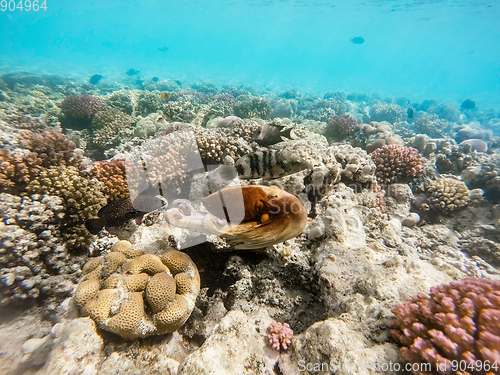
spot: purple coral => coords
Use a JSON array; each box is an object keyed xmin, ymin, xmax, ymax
[
  {"xmin": 267, "ymin": 321, "xmax": 293, "ymax": 351},
  {"xmin": 61, "ymin": 94, "xmax": 103, "ymax": 120},
  {"xmin": 390, "ymin": 277, "xmax": 500, "ymax": 374},
  {"xmin": 370, "ymin": 144, "xmax": 424, "ymax": 184},
  {"xmin": 325, "ymin": 114, "xmax": 357, "ymax": 141}
]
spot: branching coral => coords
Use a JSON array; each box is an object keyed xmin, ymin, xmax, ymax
[
  {"xmin": 370, "ymin": 145, "xmax": 424, "ymax": 184},
  {"xmin": 74, "ymin": 240, "xmax": 200, "ymax": 339},
  {"xmin": 90, "ymin": 159, "xmax": 129, "ymax": 200},
  {"xmin": 390, "ymin": 277, "xmax": 500, "ymax": 374},
  {"xmin": 425, "ymin": 178, "xmax": 470, "ymax": 212},
  {"xmin": 194, "ymin": 127, "xmax": 253, "ymax": 165},
  {"xmin": 267, "ymin": 321, "xmax": 293, "ymax": 351},
  {"xmin": 27, "ymin": 166, "xmax": 106, "ymax": 252},
  {"xmin": 0, "ymin": 130, "xmax": 81, "ymax": 193}
]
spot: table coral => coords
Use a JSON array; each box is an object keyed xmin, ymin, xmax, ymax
[
  {"xmin": 27, "ymin": 166, "xmax": 106, "ymax": 252},
  {"xmin": 425, "ymin": 178, "xmax": 470, "ymax": 212},
  {"xmin": 74, "ymin": 240, "xmax": 200, "ymax": 339},
  {"xmin": 370, "ymin": 144, "xmax": 424, "ymax": 184},
  {"xmin": 390, "ymin": 277, "xmax": 500, "ymax": 375}
]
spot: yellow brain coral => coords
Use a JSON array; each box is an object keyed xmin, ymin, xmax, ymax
[{"xmin": 74, "ymin": 240, "xmax": 200, "ymax": 339}]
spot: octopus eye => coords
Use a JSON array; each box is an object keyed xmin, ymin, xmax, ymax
[
  {"xmin": 267, "ymin": 193, "xmax": 277, "ymax": 199},
  {"xmin": 256, "ymin": 200, "xmax": 264, "ymax": 211},
  {"xmin": 261, "ymin": 213, "xmax": 269, "ymax": 223}
]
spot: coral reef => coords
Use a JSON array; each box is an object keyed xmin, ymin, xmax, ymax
[
  {"xmin": 298, "ymin": 98, "xmax": 346, "ymax": 122},
  {"xmin": 370, "ymin": 144, "xmax": 424, "ymax": 184},
  {"xmin": 390, "ymin": 277, "xmax": 500, "ymax": 374},
  {"xmin": 27, "ymin": 166, "xmax": 106, "ymax": 251},
  {"xmin": 267, "ymin": 321, "xmax": 293, "ymax": 351},
  {"xmin": 425, "ymin": 178, "xmax": 470, "ymax": 212},
  {"xmin": 74, "ymin": 240, "xmax": 200, "ymax": 338}
]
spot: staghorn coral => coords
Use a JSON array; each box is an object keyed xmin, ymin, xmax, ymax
[
  {"xmin": 267, "ymin": 321, "xmax": 293, "ymax": 351},
  {"xmin": 324, "ymin": 114, "xmax": 357, "ymax": 141},
  {"xmin": 369, "ymin": 102, "xmax": 407, "ymax": 124},
  {"xmin": 91, "ymin": 108, "xmax": 135, "ymax": 148},
  {"xmin": 390, "ymin": 277, "xmax": 500, "ymax": 375},
  {"xmin": 74, "ymin": 240, "xmax": 200, "ymax": 339},
  {"xmin": 60, "ymin": 94, "xmax": 103, "ymax": 128},
  {"xmin": 370, "ymin": 144, "xmax": 424, "ymax": 184},
  {"xmin": 425, "ymin": 178, "xmax": 470, "ymax": 213},
  {"xmin": 233, "ymin": 95, "xmax": 272, "ymax": 119},
  {"xmin": 27, "ymin": 166, "xmax": 106, "ymax": 252},
  {"xmin": 90, "ymin": 159, "xmax": 129, "ymax": 200}
]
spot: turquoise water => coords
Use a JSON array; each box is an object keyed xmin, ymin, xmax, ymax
[{"xmin": 1, "ymin": 0, "xmax": 499, "ymax": 106}]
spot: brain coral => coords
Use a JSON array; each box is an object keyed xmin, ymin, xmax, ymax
[
  {"xmin": 425, "ymin": 178, "xmax": 470, "ymax": 212},
  {"xmin": 90, "ymin": 159, "xmax": 129, "ymax": 200},
  {"xmin": 390, "ymin": 277, "xmax": 500, "ymax": 375},
  {"xmin": 27, "ymin": 166, "xmax": 106, "ymax": 252},
  {"xmin": 74, "ymin": 240, "xmax": 200, "ymax": 339},
  {"xmin": 370, "ymin": 144, "xmax": 424, "ymax": 184}
]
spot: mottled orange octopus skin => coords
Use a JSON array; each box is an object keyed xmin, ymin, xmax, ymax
[{"xmin": 202, "ymin": 185, "xmax": 308, "ymax": 249}]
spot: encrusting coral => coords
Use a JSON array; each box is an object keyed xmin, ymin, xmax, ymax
[
  {"xmin": 425, "ymin": 178, "xmax": 470, "ymax": 212},
  {"xmin": 370, "ymin": 144, "xmax": 424, "ymax": 184},
  {"xmin": 390, "ymin": 277, "xmax": 500, "ymax": 375},
  {"xmin": 74, "ymin": 240, "xmax": 200, "ymax": 339}
]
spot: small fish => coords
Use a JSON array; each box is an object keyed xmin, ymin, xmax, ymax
[
  {"xmin": 221, "ymin": 150, "xmax": 310, "ymax": 180},
  {"xmin": 160, "ymin": 92, "xmax": 170, "ymax": 101},
  {"xmin": 460, "ymin": 98, "xmax": 476, "ymax": 110},
  {"xmin": 174, "ymin": 80, "xmax": 182, "ymax": 86},
  {"xmin": 459, "ymin": 139, "xmax": 488, "ymax": 152},
  {"xmin": 351, "ymin": 36, "xmax": 365, "ymax": 44},
  {"xmin": 126, "ymin": 68, "xmax": 140, "ymax": 76},
  {"xmin": 89, "ymin": 74, "xmax": 103, "ymax": 84},
  {"xmin": 158, "ymin": 46, "xmax": 169, "ymax": 52},
  {"xmin": 85, "ymin": 195, "xmax": 164, "ymax": 235},
  {"xmin": 253, "ymin": 122, "xmax": 293, "ymax": 146},
  {"xmin": 407, "ymin": 105, "xmax": 414, "ymax": 119},
  {"xmin": 152, "ymin": 77, "xmax": 159, "ymax": 82},
  {"xmin": 484, "ymin": 181, "xmax": 500, "ymax": 203}
]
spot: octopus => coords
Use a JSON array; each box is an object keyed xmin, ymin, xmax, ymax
[{"xmin": 165, "ymin": 185, "xmax": 308, "ymax": 249}]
